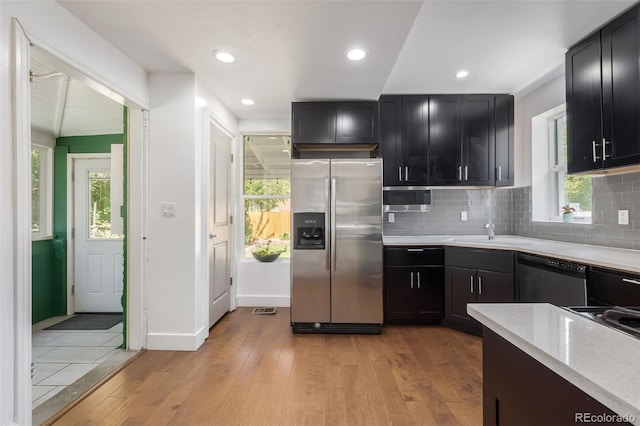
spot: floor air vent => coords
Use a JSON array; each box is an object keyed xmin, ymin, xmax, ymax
[{"xmin": 251, "ymin": 307, "xmax": 277, "ymax": 315}]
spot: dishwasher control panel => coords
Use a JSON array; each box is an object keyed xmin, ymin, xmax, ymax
[{"xmin": 546, "ymin": 259, "xmax": 587, "ymax": 273}]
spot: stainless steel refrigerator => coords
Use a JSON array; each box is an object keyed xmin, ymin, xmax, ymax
[{"xmin": 290, "ymin": 158, "xmax": 383, "ymax": 333}]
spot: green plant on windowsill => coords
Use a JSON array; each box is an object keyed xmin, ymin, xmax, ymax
[
  {"xmin": 252, "ymin": 239, "xmax": 287, "ymax": 262},
  {"xmin": 561, "ymin": 205, "xmax": 575, "ymax": 223}
]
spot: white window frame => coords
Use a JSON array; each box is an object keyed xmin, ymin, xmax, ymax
[
  {"xmin": 241, "ymin": 133, "xmax": 291, "ymax": 260},
  {"xmin": 31, "ymin": 143, "xmax": 53, "ymax": 240},
  {"xmin": 531, "ymin": 104, "xmax": 591, "ymax": 224}
]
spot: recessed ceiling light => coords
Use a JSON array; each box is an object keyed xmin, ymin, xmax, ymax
[
  {"xmin": 241, "ymin": 98, "xmax": 255, "ymax": 106},
  {"xmin": 456, "ymin": 70, "xmax": 469, "ymax": 79},
  {"xmin": 346, "ymin": 48, "xmax": 368, "ymax": 61},
  {"xmin": 213, "ymin": 49, "xmax": 236, "ymax": 63}
]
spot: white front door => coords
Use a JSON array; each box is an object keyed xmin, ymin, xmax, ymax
[
  {"xmin": 208, "ymin": 123, "xmax": 232, "ymax": 327},
  {"xmin": 73, "ymin": 158, "xmax": 123, "ymax": 313}
]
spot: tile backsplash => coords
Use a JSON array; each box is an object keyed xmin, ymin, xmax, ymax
[
  {"xmin": 383, "ymin": 171, "xmax": 640, "ymax": 250},
  {"xmin": 383, "ymin": 188, "xmax": 512, "ymax": 236}
]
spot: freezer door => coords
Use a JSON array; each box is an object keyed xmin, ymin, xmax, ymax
[
  {"xmin": 291, "ymin": 160, "xmax": 331, "ymax": 323},
  {"xmin": 330, "ymin": 159, "xmax": 383, "ymax": 324}
]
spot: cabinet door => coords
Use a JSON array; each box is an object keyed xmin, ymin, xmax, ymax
[
  {"xmin": 384, "ymin": 267, "xmax": 415, "ymax": 322},
  {"xmin": 462, "ymin": 95, "xmax": 495, "ymax": 185},
  {"xmin": 415, "ymin": 266, "xmax": 444, "ymax": 324},
  {"xmin": 444, "ymin": 266, "xmax": 476, "ymax": 326},
  {"xmin": 477, "ymin": 270, "xmax": 515, "ymax": 303},
  {"xmin": 379, "ymin": 96, "xmax": 404, "ymax": 186},
  {"xmin": 292, "ymin": 102, "xmax": 336, "ymax": 144},
  {"xmin": 402, "ymin": 96, "xmax": 429, "ymax": 184},
  {"xmin": 429, "ymin": 95, "xmax": 462, "ymax": 185},
  {"xmin": 566, "ymin": 32, "xmax": 604, "ymax": 173},
  {"xmin": 601, "ymin": 5, "xmax": 640, "ymax": 169},
  {"xmin": 494, "ymin": 95, "xmax": 514, "ymax": 186},
  {"xmin": 336, "ymin": 102, "xmax": 378, "ymax": 144}
]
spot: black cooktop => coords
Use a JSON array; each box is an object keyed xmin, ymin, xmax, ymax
[{"xmin": 565, "ymin": 306, "xmax": 640, "ymax": 339}]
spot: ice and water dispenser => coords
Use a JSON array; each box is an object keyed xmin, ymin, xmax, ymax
[{"xmin": 293, "ymin": 213, "xmax": 325, "ymax": 250}]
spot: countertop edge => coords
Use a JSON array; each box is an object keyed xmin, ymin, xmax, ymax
[
  {"xmin": 468, "ymin": 304, "xmax": 640, "ymax": 425},
  {"xmin": 382, "ymin": 236, "xmax": 640, "ymax": 275}
]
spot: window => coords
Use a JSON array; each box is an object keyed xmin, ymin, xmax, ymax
[
  {"xmin": 532, "ymin": 105, "xmax": 592, "ymax": 223},
  {"xmin": 88, "ymin": 171, "xmax": 123, "ymax": 239},
  {"xmin": 31, "ymin": 144, "xmax": 53, "ymax": 240},
  {"xmin": 243, "ymin": 135, "xmax": 291, "ymax": 258}
]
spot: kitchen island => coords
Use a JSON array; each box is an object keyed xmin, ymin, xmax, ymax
[{"xmin": 468, "ymin": 303, "xmax": 640, "ymax": 425}]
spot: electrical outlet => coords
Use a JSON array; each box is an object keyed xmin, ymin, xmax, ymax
[
  {"xmin": 618, "ymin": 210, "xmax": 629, "ymax": 225},
  {"xmin": 461, "ymin": 211, "xmax": 468, "ymax": 221},
  {"xmin": 388, "ymin": 213, "xmax": 395, "ymax": 223},
  {"xmin": 162, "ymin": 202, "xmax": 176, "ymax": 217}
]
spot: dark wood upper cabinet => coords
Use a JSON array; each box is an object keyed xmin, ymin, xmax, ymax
[
  {"xmin": 402, "ymin": 96, "xmax": 430, "ymax": 184},
  {"xmin": 494, "ymin": 95, "xmax": 515, "ymax": 186},
  {"xmin": 379, "ymin": 96, "xmax": 403, "ymax": 186},
  {"xmin": 292, "ymin": 101, "xmax": 378, "ymax": 145},
  {"xmin": 336, "ymin": 102, "xmax": 378, "ymax": 143},
  {"xmin": 429, "ymin": 95, "xmax": 462, "ymax": 185},
  {"xmin": 566, "ymin": 4, "xmax": 640, "ymax": 173},
  {"xmin": 292, "ymin": 102, "xmax": 336, "ymax": 144},
  {"xmin": 462, "ymin": 95, "xmax": 495, "ymax": 186}
]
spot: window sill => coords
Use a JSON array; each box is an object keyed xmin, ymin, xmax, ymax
[{"xmin": 531, "ymin": 219, "xmax": 592, "ymax": 225}]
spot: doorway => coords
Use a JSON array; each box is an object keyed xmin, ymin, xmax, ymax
[
  {"xmin": 208, "ymin": 120, "xmax": 233, "ymax": 328},
  {"xmin": 70, "ymin": 156, "xmax": 124, "ymax": 313}
]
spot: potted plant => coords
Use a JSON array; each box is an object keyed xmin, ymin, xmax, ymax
[
  {"xmin": 561, "ymin": 205, "xmax": 575, "ymax": 223},
  {"xmin": 251, "ymin": 239, "xmax": 286, "ymax": 262}
]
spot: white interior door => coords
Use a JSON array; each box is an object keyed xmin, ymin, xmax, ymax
[
  {"xmin": 208, "ymin": 123, "xmax": 232, "ymax": 327},
  {"xmin": 73, "ymin": 158, "xmax": 124, "ymax": 313}
]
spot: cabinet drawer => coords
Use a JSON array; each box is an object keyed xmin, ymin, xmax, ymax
[
  {"xmin": 588, "ymin": 268, "xmax": 640, "ymax": 306},
  {"xmin": 384, "ymin": 247, "xmax": 444, "ymax": 266},
  {"xmin": 445, "ymin": 247, "xmax": 514, "ymax": 274}
]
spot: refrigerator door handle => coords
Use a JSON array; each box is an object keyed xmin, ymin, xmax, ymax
[
  {"xmin": 325, "ymin": 178, "xmax": 330, "ymax": 271},
  {"xmin": 331, "ymin": 178, "xmax": 337, "ymax": 272}
]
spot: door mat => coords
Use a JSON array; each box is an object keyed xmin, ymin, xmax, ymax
[
  {"xmin": 251, "ymin": 307, "xmax": 277, "ymax": 315},
  {"xmin": 44, "ymin": 313, "xmax": 123, "ymax": 331}
]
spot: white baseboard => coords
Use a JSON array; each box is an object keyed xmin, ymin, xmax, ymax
[
  {"xmin": 236, "ymin": 295, "xmax": 291, "ymax": 307},
  {"xmin": 146, "ymin": 326, "xmax": 207, "ymax": 351}
]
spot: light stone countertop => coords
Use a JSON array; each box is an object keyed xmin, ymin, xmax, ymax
[
  {"xmin": 382, "ymin": 235, "xmax": 640, "ymax": 274},
  {"xmin": 467, "ymin": 303, "xmax": 640, "ymax": 425}
]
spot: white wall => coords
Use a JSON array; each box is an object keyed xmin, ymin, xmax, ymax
[
  {"xmin": 0, "ymin": 1, "xmax": 149, "ymax": 423},
  {"xmin": 514, "ymin": 74, "xmax": 566, "ymax": 187}
]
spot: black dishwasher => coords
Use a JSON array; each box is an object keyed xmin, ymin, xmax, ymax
[{"xmin": 517, "ymin": 253, "xmax": 587, "ymax": 306}]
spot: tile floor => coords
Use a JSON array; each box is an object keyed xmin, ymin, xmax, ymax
[{"xmin": 31, "ymin": 316, "xmax": 124, "ymax": 409}]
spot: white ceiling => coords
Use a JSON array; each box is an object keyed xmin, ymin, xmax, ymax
[{"xmin": 57, "ymin": 0, "xmax": 635, "ymax": 121}]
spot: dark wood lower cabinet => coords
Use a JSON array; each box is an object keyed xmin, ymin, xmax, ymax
[
  {"xmin": 483, "ymin": 328, "xmax": 630, "ymax": 425},
  {"xmin": 385, "ymin": 266, "xmax": 444, "ymax": 324}
]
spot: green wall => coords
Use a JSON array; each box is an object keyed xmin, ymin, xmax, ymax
[
  {"xmin": 32, "ymin": 133, "xmax": 126, "ymax": 324},
  {"xmin": 32, "ymin": 240, "xmax": 54, "ymax": 323}
]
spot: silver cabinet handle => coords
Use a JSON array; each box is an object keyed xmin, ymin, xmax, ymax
[
  {"xmin": 405, "ymin": 166, "xmax": 408, "ymax": 181},
  {"xmin": 209, "ymin": 233, "xmax": 218, "ymax": 239},
  {"xmin": 325, "ymin": 178, "xmax": 330, "ymax": 271},
  {"xmin": 470, "ymin": 275, "xmax": 474, "ymax": 294},
  {"xmin": 497, "ymin": 166, "xmax": 502, "ymax": 181},
  {"xmin": 592, "ymin": 140, "xmax": 598, "ymax": 162},
  {"xmin": 331, "ymin": 178, "xmax": 337, "ymax": 272},
  {"xmin": 464, "ymin": 165, "xmax": 468, "ymax": 181},
  {"xmin": 602, "ymin": 138, "xmax": 610, "ymax": 160},
  {"xmin": 458, "ymin": 166, "xmax": 463, "ymax": 181},
  {"xmin": 622, "ymin": 278, "xmax": 640, "ymax": 285},
  {"xmin": 407, "ymin": 248, "xmax": 424, "ymax": 252},
  {"xmin": 410, "ymin": 272, "xmax": 414, "ymax": 289},
  {"xmin": 398, "ymin": 166, "xmax": 402, "ymax": 182},
  {"xmin": 478, "ymin": 276, "xmax": 483, "ymax": 295},
  {"xmin": 417, "ymin": 271, "xmax": 421, "ymax": 289}
]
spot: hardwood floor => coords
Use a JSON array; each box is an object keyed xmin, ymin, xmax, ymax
[{"xmin": 50, "ymin": 308, "xmax": 482, "ymax": 425}]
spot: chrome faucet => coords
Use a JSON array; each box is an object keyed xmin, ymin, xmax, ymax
[{"xmin": 483, "ymin": 219, "xmax": 495, "ymax": 240}]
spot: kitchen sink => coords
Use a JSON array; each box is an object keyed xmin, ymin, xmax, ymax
[{"xmin": 449, "ymin": 237, "xmax": 531, "ymax": 247}]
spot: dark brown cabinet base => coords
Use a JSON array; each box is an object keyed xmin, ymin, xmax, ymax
[{"xmin": 483, "ymin": 328, "xmax": 630, "ymax": 425}]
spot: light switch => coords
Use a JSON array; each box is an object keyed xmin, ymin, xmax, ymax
[
  {"xmin": 618, "ymin": 210, "xmax": 629, "ymax": 225},
  {"xmin": 162, "ymin": 202, "xmax": 176, "ymax": 217},
  {"xmin": 388, "ymin": 213, "xmax": 395, "ymax": 223},
  {"xmin": 461, "ymin": 211, "xmax": 468, "ymax": 221}
]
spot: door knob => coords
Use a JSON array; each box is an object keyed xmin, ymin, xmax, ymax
[{"xmin": 209, "ymin": 233, "xmax": 218, "ymax": 239}]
